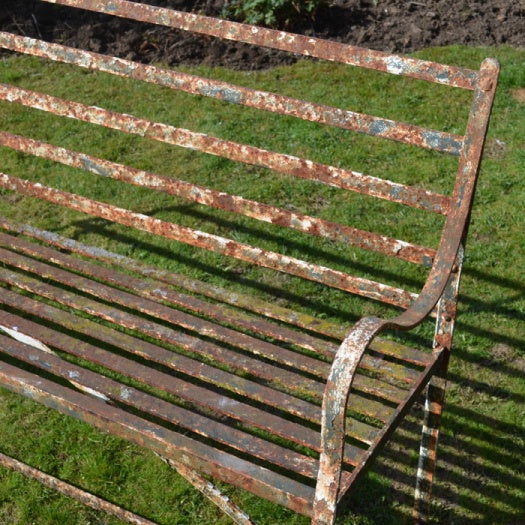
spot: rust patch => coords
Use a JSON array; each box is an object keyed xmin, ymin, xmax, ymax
[{"xmin": 40, "ymin": 0, "xmax": 478, "ymax": 89}]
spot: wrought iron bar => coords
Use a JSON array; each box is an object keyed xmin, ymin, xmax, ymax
[
  {"xmin": 0, "ymin": 172, "xmax": 418, "ymax": 307},
  {"xmin": 0, "ymin": 82, "xmax": 454, "ymax": 218},
  {"xmin": 0, "ymin": 361, "xmax": 316, "ymax": 515},
  {"xmin": 0, "ymin": 131, "xmax": 438, "ymax": 265},
  {"xmin": 0, "ymin": 452, "xmax": 158, "ymax": 525},
  {"xmin": 40, "ymin": 0, "xmax": 478, "ymax": 89},
  {"xmin": 0, "ymin": 32, "xmax": 463, "ymax": 156}
]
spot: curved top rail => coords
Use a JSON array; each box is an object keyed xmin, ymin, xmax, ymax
[{"xmin": 40, "ymin": 0, "xmax": 478, "ymax": 89}]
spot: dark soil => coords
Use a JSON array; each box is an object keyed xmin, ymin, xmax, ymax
[{"xmin": 1, "ymin": 1, "xmax": 524, "ymax": 70}]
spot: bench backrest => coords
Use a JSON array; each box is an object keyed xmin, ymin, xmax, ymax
[{"xmin": 0, "ymin": 0, "xmax": 498, "ymax": 317}]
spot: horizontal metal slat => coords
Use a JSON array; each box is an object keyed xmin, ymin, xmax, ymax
[
  {"xmin": 0, "ymin": 219, "xmax": 342, "ymax": 357},
  {"xmin": 0, "ymin": 233, "xmax": 406, "ymax": 392},
  {"xmin": 0, "ymin": 32, "xmax": 464, "ymax": 156},
  {"xmin": 40, "ymin": 0, "xmax": 478, "ymax": 90},
  {"xmin": 0, "ymin": 244, "xmax": 329, "ymax": 379},
  {"xmin": 0, "ymin": 82, "xmax": 454, "ymax": 218},
  {"xmin": 0, "ymin": 219, "xmax": 355, "ymax": 340},
  {"xmin": 0, "ymin": 279, "xmax": 384, "ymax": 442},
  {"xmin": 0, "ymin": 232, "xmax": 426, "ymax": 391},
  {"xmin": 0, "ymin": 262, "xmax": 396, "ymax": 424},
  {"xmin": 0, "ymin": 130, "xmax": 438, "ymax": 264},
  {"xmin": 0, "ymin": 261, "xmax": 322, "ymax": 399},
  {"xmin": 0, "ymin": 216, "xmax": 437, "ymax": 363},
  {"xmin": 0, "ymin": 328, "xmax": 321, "ymax": 479},
  {"xmin": 0, "ymin": 293, "xmax": 346, "ymax": 451},
  {"xmin": 0, "ymin": 172, "xmax": 417, "ymax": 307},
  {"xmin": 0, "ymin": 359, "xmax": 317, "ymax": 516},
  {"xmin": 0, "ymin": 235, "xmax": 413, "ymax": 405}
]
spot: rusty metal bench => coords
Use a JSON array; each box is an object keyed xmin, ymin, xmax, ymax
[{"xmin": 0, "ymin": 1, "xmax": 499, "ymax": 524}]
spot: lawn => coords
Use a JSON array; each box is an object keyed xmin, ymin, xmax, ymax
[{"xmin": 0, "ymin": 43, "xmax": 523, "ymax": 524}]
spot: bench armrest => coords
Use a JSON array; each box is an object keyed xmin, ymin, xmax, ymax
[{"xmin": 312, "ymin": 58, "xmax": 499, "ymax": 525}]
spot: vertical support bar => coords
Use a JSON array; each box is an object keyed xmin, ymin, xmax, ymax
[
  {"xmin": 413, "ymin": 57, "xmax": 499, "ymax": 523},
  {"xmin": 413, "ymin": 246, "xmax": 464, "ymax": 523},
  {"xmin": 158, "ymin": 456, "xmax": 257, "ymax": 525}
]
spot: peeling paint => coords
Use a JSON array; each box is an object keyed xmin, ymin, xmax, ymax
[
  {"xmin": 0, "ymin": 3, "xmax": 500, "ymax": 523},
  {"xmin": 386, "ymin": 56, "xmax": 406, "ymax": 76}
]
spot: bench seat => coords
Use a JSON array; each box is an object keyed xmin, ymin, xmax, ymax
[
  {"xmin": 0, "ymin": 219, "xmax": 439, "ymax": 517},
  {"xmin": 0, "ymin": 1, "xmax": 500, "ymax": 523}
]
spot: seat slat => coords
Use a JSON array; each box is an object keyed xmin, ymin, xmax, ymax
[
  {"xmin": 0, "ymin": 264, "xmax": 396, "ymax": 425},
  {"xmin": 0, "ymin": 330, "xmax": 323, "ymax": 479},
  {"xmin": 0, "ymin": 245, "xmax": 420, "ymax": 408},
  {"xmin": 0, "ymin": 235, "xmax": 409, "ymax": 406},
  {"xmin": 0, "ymin": 245, "xmax": 330, "ymax": 379},
  {"xmin": 0, "ymin": 217, "xmax": 432, "ymax": 340},
  {"xmin": 0, "ymin": 219, "xmax": 345, "ymax": 356},
  {"xmin": 0, "ymin": 217, "xmax": 435, "ymax": 367},
  {"xmin": 0, "ymin": 242, "xmax": 405, "ymax": 402},
  {"xmin": 0, "ymin": 228, "xmax": 431, "ymax": 385},
  {"xmin": 0, "ymin": 235, "xmax": 425, "ymax": 392},
  {"xmin": 0, "ymin": 274, "xmax": 323, "ymax": 417},
  {"xmin": 0, "ymin": 359, "xmax": 318, "ymax": 516},
  {"xmin": 0, "ymin": 251, "xmax": 422, "ymax": 400},
  {"xmin": 0, "ymin": 303, "xmax": 372, "ymax": 468},
  {"xmin": 0, "ymin": 285, "xmax": 380, "ymax": 449}
]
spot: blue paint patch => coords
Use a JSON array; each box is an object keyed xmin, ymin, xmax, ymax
[
  {"xmin": 369, "ymin": 119, "xmax": 393, "ymax": 136},
  {"xmin": 456, "ymin": 182, "xmax": 467, "ymax": 206},
  {"xmin": 389, "ymin": 185, "xmax": 401, "ymax": 199},
  {"xmin": 422, "ymin": 255, "xmax": 433, "ymax": 268},
  {"xmin": 423, "ymin": 131, "xmax": 462, "ymax": 156},
  {"xmin": 436, "ymin": 71, "xmax": 450, "ymax": 84},
  {"xmin": 199, "ymin": 85, "xmax": 242, "ymax": 105},
  {"xmin": 81, "ymin": 157, "xmax": 111, "ymax": 178},
  {"xmin": 65, "ymin": 50, "xmax": 79, "ymax": 64}
]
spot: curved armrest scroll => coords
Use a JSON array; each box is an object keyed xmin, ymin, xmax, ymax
[
  {"xmin": 312, "ymin": 315, "xmax": 386, "ymax": 524},
  {"xmin": 312, "ymin": 58, "xmax": 499, "ymax": 525}
]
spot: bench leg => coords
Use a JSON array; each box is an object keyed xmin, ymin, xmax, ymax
[
  {"xmin": 413, "ymin": 374, "xmax": 447, "ymax": 523},
  {"xmin": 158, "ymin": 455, "xmax": 257, "ymax": 525},
  {"xmin": 414, "ymin": 247, "xmax": 463, "ymax": 523},
  {"xmin": 0, "ymin": 451, "xmax": 157, "ymax": 525}
]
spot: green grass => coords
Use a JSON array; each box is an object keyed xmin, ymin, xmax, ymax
[{"xmin": 0, "ymin": 44, "xmax": 523, "ymax": 524}]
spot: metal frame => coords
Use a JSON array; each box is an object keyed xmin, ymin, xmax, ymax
[
  {"xmin": 0, "ymin": 2, "xmax": 500, "ymax": 524},
  {"xmin": 312, "ymin": 59, "xmax": 499, "ymax": 524}
]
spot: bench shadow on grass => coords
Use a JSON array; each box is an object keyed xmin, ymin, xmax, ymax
[
  {"xmin": 64, "ymin": 214, "xmax": 524, "ymax": 525},
  {"xmin": 346, "ymin": 398, "xmax": 525, "ymax": 524}
]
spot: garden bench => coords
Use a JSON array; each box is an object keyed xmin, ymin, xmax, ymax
[{"xmin": 0, "ymin": 1, "xmax": 499, "ymax": 524}]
